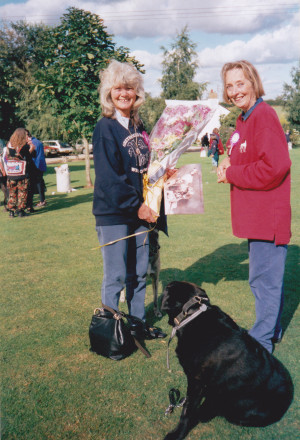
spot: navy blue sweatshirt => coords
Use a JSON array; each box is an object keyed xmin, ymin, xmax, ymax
[{"xmin": 92, "ymin": 117, "xmax": 150, "ymax": 226}]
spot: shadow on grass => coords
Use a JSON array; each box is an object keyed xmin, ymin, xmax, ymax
[
  {"xmin": 147, "ymin": 242, "xmax": 299, "ymax": 337},
  {"xmin": 34, "ymin": 192, "xmax": 94, "ymax": 212}
]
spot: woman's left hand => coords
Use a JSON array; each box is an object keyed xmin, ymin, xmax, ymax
[
  {"xmin": 138, "ymin": 203, "xmax": 158, "ymax": 223},
  {"xmin": 217, "ymin": 157, "xmax": 231, "ymax": 183}
]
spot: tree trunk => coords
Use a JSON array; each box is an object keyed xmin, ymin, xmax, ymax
[{"xmin": 83, "ymin": 137, "xmax": 93, "ymax": 188}]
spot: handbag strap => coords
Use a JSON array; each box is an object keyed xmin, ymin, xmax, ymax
[{"xmin": 101, "ymin": 304, "xmax": 151, "ymax": 358}]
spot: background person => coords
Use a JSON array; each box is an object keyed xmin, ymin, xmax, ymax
[
  {"xmin": 217, "ymin": 60, "xmax": 291, "ymax": 353},
  {"xmin": 26, "ymin": 130, "xmax": 47, "ymax": 207},
  {"xmin": 6, "ymin": 128, "xmax": 36, "ymax": 218},
  {"xmin": 92, "ymin": 59, "xmax": 166, "ymax": 339},
  {"xmin": 285, "ymin": 129, "xmax": 292, "ymax": 150},
  {"xmin": 207, "ymin": 133, "xmax": 219, "ymax": 172},
  {"xmin": 201, "ymin": 132, "xmax": 209, "ymax": 147},
  {"xmin": 0, "ymin": 147, "xmax": 8, "ymax": 211}
]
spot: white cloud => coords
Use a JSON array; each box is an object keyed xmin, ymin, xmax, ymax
[
  {"xmin": 0, "ymin": 0, "xmax": 298, "ymax": 98},
  {"xmin": 91, "ymin": 0, "xmax": 299, "ymax": 38},
  {"xmin": 198, "ymin": 19, "xmax": 300, "ymax": 67},
  {"xmin": 1, "ymin": 0, "xmax": 299, "ymax": 36},
  {"xmin": 130, "ymin": 16, "xmax": 300, "ymax": 99}
]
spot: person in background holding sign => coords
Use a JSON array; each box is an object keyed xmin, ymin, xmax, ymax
[
  {"xmin": 6, "ymin": 128, "xmax": 36, "ymax": 218},
  {"xmin": 217, "ymin": 60, "xmax": 291, "ymax": 353},
  {"xmin": 92, "ymin": 60, "xmax": 166, "ymax": 340}
]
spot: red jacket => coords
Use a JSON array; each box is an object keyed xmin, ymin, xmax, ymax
[{"xmin": 226, "ymin": 101, "xmax": 291, "ymax": 245}]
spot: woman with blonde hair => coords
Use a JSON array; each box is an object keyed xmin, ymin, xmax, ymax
[
  {"xmin": 92, "ymin": 60, "xmax": 166, "ymax": 339},
  {"xmin": 217, "ymin": 60, "xmax": 291, "ymax": 353},
  {"xmin": 6, "ymin": 128, "xmax": 36, "ymax": 218}
]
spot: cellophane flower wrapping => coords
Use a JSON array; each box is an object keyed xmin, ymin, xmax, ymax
[{"xmin": 143, "ymin": 103, "xmax": 213, "ymax": 216}]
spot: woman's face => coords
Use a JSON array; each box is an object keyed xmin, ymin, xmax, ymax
[
  {"xmin": 111, "ymin": 85, "xmax": 137, "ymax": 118},
  {"xmin": 225, "ymin": 68, "xmax": 257, "ymax": 112}
]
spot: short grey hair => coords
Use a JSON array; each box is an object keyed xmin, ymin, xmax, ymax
[
  {"xmin": 98, "ymin": 59, "xmax": 145, "ymax": 126},
  {"xmin": 221, "ymin": 60, "xmax": 265, "ymax": 104}
]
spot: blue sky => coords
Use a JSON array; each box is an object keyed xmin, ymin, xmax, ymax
[{"xmin": 0, "ymin": 0, "xmax": 299, "ymax": 99}]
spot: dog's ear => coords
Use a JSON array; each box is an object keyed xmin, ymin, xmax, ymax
[{"xmin": 161, "ymin": 281, "xmax": 183, "ymax": 313}]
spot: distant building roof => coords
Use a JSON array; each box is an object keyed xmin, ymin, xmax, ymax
[{"xmin": 208, "ymin": 89, "xmax": 218, "ymax": 99}]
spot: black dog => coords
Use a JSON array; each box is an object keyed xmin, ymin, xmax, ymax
[{"xmin": 161, "ymin": 281, "xmax": 294, "ymax": 440}]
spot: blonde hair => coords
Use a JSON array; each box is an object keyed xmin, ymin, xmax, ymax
[
  {"xmin": 221, "ymin": 60, "xmax": 265, "ymax": 104},
  {"xmin": 9, "ymin": 128, "xmax": 27, "ymax": 151},
  {"xmin": 98, "ymin": 59, "xmax": 145, "ymax": 126}
]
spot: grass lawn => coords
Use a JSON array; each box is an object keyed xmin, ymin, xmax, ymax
[{"xmin": 1, "ymin": 149, "xmax": 299, "ymax": 440}]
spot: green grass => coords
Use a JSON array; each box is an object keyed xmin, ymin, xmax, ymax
[{"xmin": 1, "ymin": 151, "xmax": 299, "ymax": 440}]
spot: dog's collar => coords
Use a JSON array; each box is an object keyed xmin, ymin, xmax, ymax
[
  {"xmin": 167, "ymin": 296, "xmax": 209, "ymax": 370},
  {"xmin": 173, "ymin": 295, "xmax": 209, "ymax": 326}
]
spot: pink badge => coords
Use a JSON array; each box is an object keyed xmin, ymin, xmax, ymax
[{"xmin": 142, "ymin": 131, "xmax": 150, "ymax": 148}]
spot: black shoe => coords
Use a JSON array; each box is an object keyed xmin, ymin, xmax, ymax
[
  {"xmin": 26, "ymin": 207, "xmax": 35, "ymax": 213},
  {"xmin": 18, "ymin": 210, "xmax": 28, "ymax": 217},
  {"xmin": 130, "ymin": 322, "xmax": 167, "ymax": 340},
  {"xmin": 9, "ymin": 211, "xmax": 15, "ymax": 218},
  {"xmin": 144, "ymin": 325, "xmax": 167, "ymax": 340}
]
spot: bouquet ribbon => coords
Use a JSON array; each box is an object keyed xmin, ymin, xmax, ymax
[{"xmin": 143, "ymin": 172, "xmax": 167, "ymax": 218}]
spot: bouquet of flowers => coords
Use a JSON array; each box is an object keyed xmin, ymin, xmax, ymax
[{"xmin": 143, "ymin": 102, "xmax": 213, "ymax": 216}]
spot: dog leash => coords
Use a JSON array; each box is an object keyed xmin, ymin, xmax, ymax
[
  {"xmin": 165, "ymin": 388, "xmax": 186, "ymax": 415},
  {"xmin": 91, "ymin": 223, "xmax": 157, "ymax": 250}
]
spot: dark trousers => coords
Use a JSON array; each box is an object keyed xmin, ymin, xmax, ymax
[
  {"xmin": 0, "ymin": 176, "xmax": 8, "ymax": 208},
  {"xmin": 36, "ymin": 169, "xmax": 45, "ymax": 202}
]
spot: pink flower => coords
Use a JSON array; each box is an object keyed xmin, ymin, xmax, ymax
[{"xmin": 142, "ymin": 131, "xmax": 150, "ymax": 147}]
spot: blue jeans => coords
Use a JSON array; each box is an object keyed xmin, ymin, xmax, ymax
[
  {"xmin": 248, "ymin": 240, "xmax": 287, "ymax": 353},
  {"xmin": 96, "ymin": 223, "xmax": 149, "ymax": 320}
]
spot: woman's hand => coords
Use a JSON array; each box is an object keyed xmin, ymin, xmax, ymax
[
  {"xmin": 138, "ymin": 203, "xmax": 158, "ymax": 223},
  {"xmin": 217, "ymin": 157, "xmax": 231, "ymax": 183},
  {"xmin": 27, "ymin": 138, "xmax": 36, "ymax": 153}
]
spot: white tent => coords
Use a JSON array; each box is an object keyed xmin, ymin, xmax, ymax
[{"xmin": 165, "ymin": 99, "xmax": 230, "ymax": 141}]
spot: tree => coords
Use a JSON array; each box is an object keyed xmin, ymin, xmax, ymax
[
  {"xmin": 160, "ymin": 27, "xmax": 207, "ymax": 100},
  {"xmin": 219, "ymin": 106, "xmax": 240, "ymax": 145},
  {"xmin": 138, "ymin": 93, "xmax": 166, "ymax": 134},
  {"xmin": 0, "ymin": 21, "xmax": 54, "ymax": 139},
  {"xmin": 282, "ymin": 62, "xmax": 300, "ymax": 133},
  {"xmin": 14, "ymin": 7, "xmax": 144, "ymax": 187}
]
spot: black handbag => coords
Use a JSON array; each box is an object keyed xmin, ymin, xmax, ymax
[{"xmin": 89, "ymin": 305, "xmax": 150, "ymax": 360}]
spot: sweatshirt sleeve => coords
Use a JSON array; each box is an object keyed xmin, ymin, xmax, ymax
[
  {"xmin": 226, "ymin": 126, "xmax": 291, "ymax": 191},
  {"xmin": 93, "ymin": 121, "xmax": 142, "ymax": 213}
]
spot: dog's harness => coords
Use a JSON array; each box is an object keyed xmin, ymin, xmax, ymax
[{"xmin": 166, "ymin": 295, "xmax": 209, "ymax": 371}]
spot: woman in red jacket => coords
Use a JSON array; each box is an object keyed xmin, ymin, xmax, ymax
[{"xmin": 217, "ymin": 60, "xmax": 291, "ymax": 353}]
